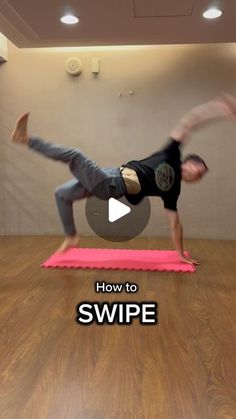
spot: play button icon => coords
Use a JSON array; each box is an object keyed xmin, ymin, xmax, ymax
[
  {"xmin": 85, "ymin": 177, "xmax": 151, "ymax": 242},
  {"xmin": 109, "ymin": 198, "xmax": 131, "ymax": 222}
]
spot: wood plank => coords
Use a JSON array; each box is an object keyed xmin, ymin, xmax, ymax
[{"xmin": 0, "ymin": 236, "xmax": 235, "ymax": 418}]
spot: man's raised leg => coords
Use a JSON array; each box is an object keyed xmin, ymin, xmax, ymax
[{"xmin": 11, "ymin": 113, "xmax": 112, "ymax": 198}]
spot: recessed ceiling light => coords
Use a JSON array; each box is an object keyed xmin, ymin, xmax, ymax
[
  {"xmin": 203, "ymin": 7, "xmax": 222, "ymax": 19},
  {"xmin": 60, "ymin": 14, "xmax": 79, "ymax": 25}
]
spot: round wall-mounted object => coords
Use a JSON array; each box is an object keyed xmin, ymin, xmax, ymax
[{"xmin": 65, "ymin": 57, "xmax": 82, "ymax": 76}]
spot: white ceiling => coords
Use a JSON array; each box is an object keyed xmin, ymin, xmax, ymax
[{"xmin": 0, "ymin": 0, "xmax": 235, "ymax": 48}]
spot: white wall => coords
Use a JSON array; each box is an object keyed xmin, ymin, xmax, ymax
[{"xmin": 0, "ymin": 41, "xmax": 236, "ymax": 238}]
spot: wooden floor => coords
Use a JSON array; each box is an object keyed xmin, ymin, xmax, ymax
[{"xmin": 0, "ymin": 236, "xmax": 236, "ymax": 419}]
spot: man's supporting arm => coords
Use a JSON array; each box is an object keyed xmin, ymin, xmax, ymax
[
  {"xmin": 165, "ymin": 209, "xmax": 199, "ymax": 265},
  {"xmin": 170, "ymin": 93, "xmax": 236, "ymax": 143}
]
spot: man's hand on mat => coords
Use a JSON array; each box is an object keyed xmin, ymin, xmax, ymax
[
  {"xmin": 179, "ymin": 255, "xmax": 200, "ymax": 266},
  {"xmin": 57, "ymin": 234, "xmax": 80, "ymax": 253}
]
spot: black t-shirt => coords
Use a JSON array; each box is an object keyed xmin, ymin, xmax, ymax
[{"xmin": 121, "ymin": 138, "xmax": 182, "ymax": 211}]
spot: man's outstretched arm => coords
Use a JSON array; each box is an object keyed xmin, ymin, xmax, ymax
[
  {"xmin": 165, "ymin": 209, "xmax": 199, "ymax": 265},
  {"xmin": 170, "ymin": 93, "xmax": 236, "ymax": 143}
]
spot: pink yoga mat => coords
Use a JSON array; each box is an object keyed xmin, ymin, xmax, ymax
[{"xmin": 42, "ymin": 248, "xmax": 196, "ymax": 272}]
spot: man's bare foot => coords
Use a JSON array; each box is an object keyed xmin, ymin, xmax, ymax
[
  {"xmin": 56, "ymin": 235, "xmax": 80, "ymax": 253},
  {"xmin": 11, "ymin": 112, "xmax": 30, "ymax": 144}
]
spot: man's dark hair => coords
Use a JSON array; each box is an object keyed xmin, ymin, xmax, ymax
[{"xmin": 183, "ymin": 154, "xmax": 209, "ymax": 171}]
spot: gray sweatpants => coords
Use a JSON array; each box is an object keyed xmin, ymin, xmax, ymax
[{"xmin": 28, "ymin": 136, "xmax": 127, "ymax": 235}]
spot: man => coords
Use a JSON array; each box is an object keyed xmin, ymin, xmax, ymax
[{"xmin": 10, "ymin": 93, "xmax": 236, "ymax": 263}]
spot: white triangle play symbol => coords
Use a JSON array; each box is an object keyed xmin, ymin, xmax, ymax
[{"xmin": 108, "ymin": 198, "xmax": 131, "ymax": 223}]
